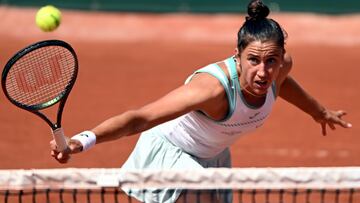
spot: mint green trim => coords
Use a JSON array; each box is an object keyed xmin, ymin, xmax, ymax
[
  {"xmin": 224, "ymin": 57, "xmax": 238, "ymax": 115},
  {"xmin": 211, "ymin": 64, "xmax": 236, "ymax": 121},
  {"xmin": 194, "ymin": 65, "xmax": 230, "ymax": 97},
  {"xmin": 191, "ymin": 64, "xmax": 235, "ymax": 122},
  {"xmin": 225, "ymin": 57, "xmax": 242, "ymax": 98}
]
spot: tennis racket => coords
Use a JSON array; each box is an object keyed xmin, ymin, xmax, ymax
[{"xmin": 1, "ymin": 40, "xmax": 78, "ymax": 152}]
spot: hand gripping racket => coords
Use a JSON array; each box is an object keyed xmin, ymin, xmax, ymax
[{"xmin": 1, "ymin": 40, "xmax": 78, "ymax": 152}]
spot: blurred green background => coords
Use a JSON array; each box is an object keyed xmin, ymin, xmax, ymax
[{"xmin": 0, "ymin": 0, "xmax": 359, "ymax": 14}]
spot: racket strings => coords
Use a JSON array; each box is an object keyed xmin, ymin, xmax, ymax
[{"xmin": 5, "ymin": 46, "xmax": 76, "ymax": 107}]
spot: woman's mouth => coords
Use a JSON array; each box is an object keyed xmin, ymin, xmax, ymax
[{"xmin": 254, "ymin": 80, "xmax": 269, "ymax": 89}]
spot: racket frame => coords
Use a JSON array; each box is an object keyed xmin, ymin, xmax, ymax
[{"xmin": 1, "ymin": 40, "xmax": 78, "ymax": 151}]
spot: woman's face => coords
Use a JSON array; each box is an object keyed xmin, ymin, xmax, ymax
[{"xmin": 237, "ymin": 40, "xmax": 284, "ymax": 96}]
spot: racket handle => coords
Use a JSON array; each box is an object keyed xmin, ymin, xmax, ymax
[{"xmin": 52, "ymin": 127, "xmax": 68, "ymax": 152}]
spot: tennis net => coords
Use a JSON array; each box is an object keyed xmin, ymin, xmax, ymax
[{"xmin": 1, "ymin": 167, "xmax": 360, "ymax": 203}]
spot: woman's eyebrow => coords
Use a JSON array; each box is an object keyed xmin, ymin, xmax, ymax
[
  {"xmin": 267, "ymin": 53, "xmax": 282, "ymax": 57},
  {"xmin": 246, "ymin": 53, "xmax": 260, "ymax": 57}
]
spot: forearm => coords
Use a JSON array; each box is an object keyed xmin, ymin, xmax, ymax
[
  {"xmin": 279, "ymin": 76, "xmax": 326, "ymax": 119},
  {"xmin": 51, "ymin": 110, "xmax": 149, "ymax": 162},
  {"xmin": 91, "ymin": 110, "xmax": 148, "ymax": 144}
]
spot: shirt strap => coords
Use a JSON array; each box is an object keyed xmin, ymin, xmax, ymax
[{"xmin": 185, "ymin": 63, "xmax": 236, "ymax": 121}]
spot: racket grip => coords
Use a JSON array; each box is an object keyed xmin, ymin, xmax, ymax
[{"xmin": 52, "ymin": 128, "xmax": 68, "ymax": 152}]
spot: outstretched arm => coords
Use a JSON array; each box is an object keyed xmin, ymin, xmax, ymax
[
  {"xmin": 277, "ymin": 54, "xmax": 352, "ymax": 135},
  {"xmin": 50, "ymin": 72, "xmax": 228, "ymax": 163}
]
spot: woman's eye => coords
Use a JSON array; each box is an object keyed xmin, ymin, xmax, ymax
[
  {"xmin": 267, "ymin": 58, "xmax": 277, "ymax": 65},
  {"xmin": 249, "ymin": 57, "xmax": 259, "ymax": 64}
]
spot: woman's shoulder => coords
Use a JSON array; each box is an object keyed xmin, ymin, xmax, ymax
[
  {"xmin": 275, "ymin": 52, "xmax": 293, "ymax": 95},
  {"xmin": 282, "ymin": 52, "xmax": 293, "ymax": 72}
]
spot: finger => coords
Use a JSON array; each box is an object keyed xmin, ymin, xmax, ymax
[
  {"xmin": 49, "ymin": 139, "xmax": 56, "ymax": 145},
  {"xmin": 58, "ymin": 156, "xmax": 70, "ymax": 164},
  {"xmin": 56, "ymin": 152, "xmax": 71, "ymax": 164},
  {"xmin": 333, "ymin": 118, "xmax": 352, "ymax": 128},
  {"xmin": 329, "ymin": 123, "xmax": 336, "ymax": 130},
  {"xmin": 321, "ymin": 123, "xmax": 327, "ymax": 136},
  {"xmin": 336, "ymin": 110, "xmax": 347, "ymax": 118},
  {"xmin": 51, "ymin": 150, "xmax": 58, "ymax": 157},
  {"xmin": 57, "ymin": 156, "xmax": 70, "ymax": 164},
  {"xmin": 339, "ymin": 121, "xmax": 352, "ymax": 128},
  {"xmin": 49, "ymin": 140, "xmax": 57, "ymax": 150},
  {"xmin": 57, "ymin": 152, "xmax": 66, "ymax": 160}
]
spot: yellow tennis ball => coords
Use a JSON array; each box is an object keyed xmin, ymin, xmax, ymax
[{"xmin": 35, "ymin": 5, "xmax": 62, "ymax": 32}]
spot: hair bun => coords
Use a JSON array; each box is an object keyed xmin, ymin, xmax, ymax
[{"xmin": 246, "ymin": 0, "xmax": 270, "ymax": 21}]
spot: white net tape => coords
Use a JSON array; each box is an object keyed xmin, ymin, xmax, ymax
[{"xmin": 1, "ymin": 167, "xmax": 360, "ymax": 190}]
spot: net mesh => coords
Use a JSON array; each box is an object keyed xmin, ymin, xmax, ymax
[
  {"xmin": 1, "ymin": 167, "xmax": 359, "ymax": 203},
  {"xmin": 4, "ymin": 45, "xmax": 76, "ymax": 107}
]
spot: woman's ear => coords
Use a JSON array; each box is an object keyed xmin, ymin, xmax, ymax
[{"xmin": 234, "ymin": 48, "xmax": 240, "ymax": 56}]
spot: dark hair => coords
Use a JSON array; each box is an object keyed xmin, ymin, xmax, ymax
[{"xmin": 237, "ymin": 0, "xmax": 286, "ymax": 53}]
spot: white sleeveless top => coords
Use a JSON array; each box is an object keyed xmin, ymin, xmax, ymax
[{"xmin": 149, "ymin": 57, "xmax": 277, "ymax": 158}]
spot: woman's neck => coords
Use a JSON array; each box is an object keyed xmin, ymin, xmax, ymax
[
  {"xmin": 239, "ymin": 73, "xmax": 267, "ymax": 107},
  {"xmin": 241, "ymin": 88, "xmax": 267, "ymax": 107}
]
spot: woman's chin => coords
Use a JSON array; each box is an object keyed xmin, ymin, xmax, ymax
[{"xmin": 252, "ymin": 84, "xmax": 269, "ymax": 96}]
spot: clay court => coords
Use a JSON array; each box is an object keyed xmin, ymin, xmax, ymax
[{"xmin": 0, "ymin": 6, "xmax": 359, "ymax": 170}]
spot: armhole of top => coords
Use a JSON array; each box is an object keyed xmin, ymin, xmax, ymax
[
  {"xmin": 224, "ymin": 57, "xmax": 238, "ymax": 113},
  {"xmin": 185, "ymin": 64, "xmax": 235, "ymax": 122},
  {"xmin": 224, "ymin": 57, "xmax": 239, "ymax": 86}
]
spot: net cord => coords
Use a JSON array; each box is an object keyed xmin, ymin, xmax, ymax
[{"xmin": 1, "ymin": 167, "xmax": 360, "ymax": 190}]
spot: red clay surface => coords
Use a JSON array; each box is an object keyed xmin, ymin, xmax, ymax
[{"xmin": 0, "ymin": 6, "xmax": 359, "ymax": 170}]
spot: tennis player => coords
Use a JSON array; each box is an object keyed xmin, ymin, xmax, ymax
[{"xmin": 51, "ymin": 0, "xmax": 352, "ymax": 202}]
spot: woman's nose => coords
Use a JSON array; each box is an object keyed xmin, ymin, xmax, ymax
[{"xmin": 257, "ymin": 63, "xmax": 268, "ymax": 78}]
